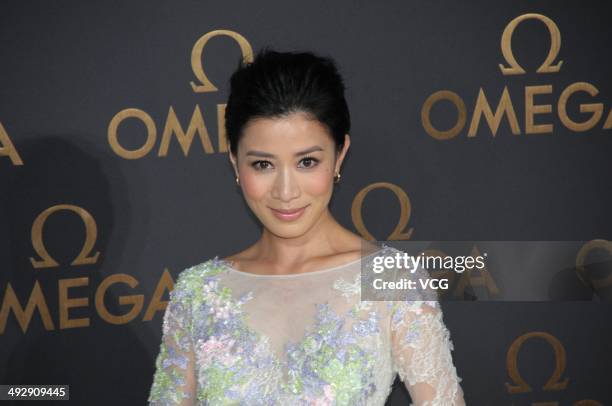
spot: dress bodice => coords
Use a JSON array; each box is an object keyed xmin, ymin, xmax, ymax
[{"xmin": 148, "ymin": 245, "xmax": 464, "ymax": 405}]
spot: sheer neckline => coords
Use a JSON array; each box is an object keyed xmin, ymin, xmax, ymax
[{"xmin": 216, "ymin": 246, "xmax": 387, "ymax": 278}]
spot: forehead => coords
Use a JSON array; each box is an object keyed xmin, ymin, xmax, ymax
[{"xmin": 239, "ymin": 113, "xmax": 333, "ymax": 150}]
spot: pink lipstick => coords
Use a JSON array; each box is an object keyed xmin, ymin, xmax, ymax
[{"xmin": 270, "ymin": 205, "xmax": 308, "ymax": 221}]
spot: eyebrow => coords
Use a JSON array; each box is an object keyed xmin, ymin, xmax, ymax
[{"xmin": 245, "ymin": 146, "xmax": 324, "ymax": 158}]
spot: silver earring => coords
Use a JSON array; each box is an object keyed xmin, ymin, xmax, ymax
[
  {"xmin": 333, "ymin": 172, "xmax": 341, "ymax": 183},
  {"xmin": 235, "ymin": 175, "xmax": 240, "ymax": 185}
]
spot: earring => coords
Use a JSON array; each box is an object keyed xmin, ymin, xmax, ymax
[
  {"xmin": 333, "ymin": 172, "xmax": 341, "ymax": 184},
  {"xmin": 235, "ymin": 175, "xmax": 240, "ymax": 185}
]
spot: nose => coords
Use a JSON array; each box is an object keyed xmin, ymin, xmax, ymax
[{"xmin": 270, "ymin": 166, "xmax": 300, "ymax": 202}]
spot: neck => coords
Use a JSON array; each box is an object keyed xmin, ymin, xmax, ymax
[{"xmin": 255, "ymin": 208, "xmax": 350, "ymax": 267}]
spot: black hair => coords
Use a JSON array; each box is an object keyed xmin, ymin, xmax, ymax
[{"xmin": 225, "ymin": 47, "xmax": 350, "ymax": 156}]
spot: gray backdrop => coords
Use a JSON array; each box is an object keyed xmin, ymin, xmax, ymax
[{"xmin": 1, "ymin": 1, "xmax": 611, "ymax": 404}]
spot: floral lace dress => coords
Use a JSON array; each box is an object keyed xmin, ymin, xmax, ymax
[{"xmin": 148, "ymin": 246, "xmax": 464, "ymax": 405}]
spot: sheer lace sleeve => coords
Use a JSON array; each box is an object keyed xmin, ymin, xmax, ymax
[
  {"xmin": 148, "ymin": 270, "xmax": 197, "ymax": 405},
  {"xmin": 390, "ymin": 297, "xmax": 465, "ymax": 405}
]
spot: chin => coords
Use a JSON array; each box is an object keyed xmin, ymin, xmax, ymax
[
  {"xmin": 258, "ymin": 213, "xmax": 313, "ymax": 238},
  {"xmin": 265, "ymin": 222, "xmax": 311, "ymax": 239}
]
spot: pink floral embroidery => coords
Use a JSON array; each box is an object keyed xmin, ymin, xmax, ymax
[
  {"xmin": 198, "ymin": 335, "xmax": 239, "ymax": 367},
  {"xmin": 311, "ymin": 384, "xmax": 335, "ymax": 406}
]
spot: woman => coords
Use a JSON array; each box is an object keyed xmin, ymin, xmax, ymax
[{"xmin": 148, "ymin": 48, "xmax": 465, "ymax": 405}]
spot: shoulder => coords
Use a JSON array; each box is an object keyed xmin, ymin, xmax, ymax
[
  {"xmin": 318, "ymin": 239, "xmax": 389, "ymax": 269},
  {"xmin": 171, "ymin": 257, "xmax": 228, "ymax": 298}
]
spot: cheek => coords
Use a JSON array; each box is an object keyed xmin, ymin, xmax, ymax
[
  {"xmin": 240, "ymin": 172, "xmax": 268, "ymax": 200},
  {"xmin": 302, "ymin": 169, "xmax": 333, "ymax": 196}
]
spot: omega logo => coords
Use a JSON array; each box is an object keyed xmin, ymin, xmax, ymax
[
  {"xmin": 107, "ymin": 29, "xmax": 254, "ymax": 159},
  {"xmin": 506, "ymin": 331, "xmax": 603, "ymax": 405},
  {"xmin": 575, "ymin": 239, "xmax": 612, "ymax": 290},
  {"xmin": 30, "ymin": 204, "xmax": 100, "ymax": 268},
  {"xmin": 0, "ymin": 205, "xmax": 178, "ymax": 333},
  {"xmin": 499, "ymin": 13, "xmax": 562, "ymax": 75},
  {"xmin": 351, "ymin": 182, "xmax": 414, "ymax": 241},
  {"xmin": 506, "ymin": 331, "xmax": 569, "ymax": 394},
  {"xmin": 190, "ymin": 29, "xmax": 253, "ymax": 93},
  {"xmin": 422, "ymin": 13, "xmax": 612, "ymax": 140},
  {"xmin": 1, "ymin": 30, "xmax": 255, "ymax": 164}
]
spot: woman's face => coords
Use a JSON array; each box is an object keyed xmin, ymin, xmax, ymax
[{"xmin": 229, "ymin": 112, "xmax": 350, "ymax": 239}]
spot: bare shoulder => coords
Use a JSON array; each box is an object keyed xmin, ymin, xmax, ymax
[
  {"xmin": 221, "ymin": 246, "xmax": 257, "ymax": 266},
  {"xmin": 312, "ymin": 236, "xmax": 381, "ymax": 269}
]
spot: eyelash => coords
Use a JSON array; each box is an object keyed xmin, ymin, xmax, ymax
[{"xmin": 251, "ymin": 156, "xmax": 320, "ymax": 171}]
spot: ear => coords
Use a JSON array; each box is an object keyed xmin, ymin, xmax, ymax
[{"xmin": 334, "ymin": 134, "xmax": 351, "ymax": 174}]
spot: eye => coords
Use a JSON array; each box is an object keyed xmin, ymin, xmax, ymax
[
  {"xmin": 298, "ymin": 156, "xmax": 320, "ymax": 169},
  {"xmin": 251, "ymin": 160, "xmax": 273, "ymax": 171}
]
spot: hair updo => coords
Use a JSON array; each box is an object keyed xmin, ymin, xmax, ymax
[{"xmin": 225, "ymin": 47, "xmax": 351, "ymax": 156}]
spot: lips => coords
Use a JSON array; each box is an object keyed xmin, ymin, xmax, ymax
[
  {"xmin": 270, "ymin": 205, "xmax": 308, "ymax": 221},
  {"xmin": 273, "ymin": 207, "xmax": 306, "ymax": 214}
]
